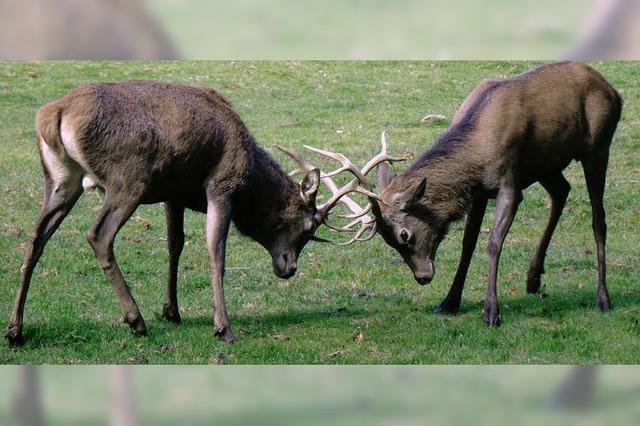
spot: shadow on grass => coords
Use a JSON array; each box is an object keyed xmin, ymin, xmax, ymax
[
  {"xmin": 2, "ymin": 306, "xmax": 372, "ymax": 352},
  {"xmin": 3, "ymin": 284, "xmax": 638, "ymax": 359},
  {"xmin": 446, "ymin": 283, "xmax": 640, "ymax": 322},
  {"xmin": 180, "ymin": 305, "xmax": 370, "ymax": 331}
]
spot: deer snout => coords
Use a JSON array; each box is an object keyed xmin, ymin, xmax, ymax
[
  {"xmin": 413, "ymin": 260, "xmax": 435, "ymax": 286},
  {"xmin": 273, "ymin": 251, "xmax": 297, "ymax": 279}
]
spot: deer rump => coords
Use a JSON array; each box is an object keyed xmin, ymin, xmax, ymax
[{"xmin": 36, "ymin": 81, "xmax": 246, "ymax": 210}]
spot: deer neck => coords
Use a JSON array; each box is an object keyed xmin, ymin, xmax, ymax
[
  {"xmin": 403, "ymin": 135, "xmax": 485, "ymax": 222},
  {"xmin": 231, "ymin": 145, "xmax": 296, "ymax": 242}
]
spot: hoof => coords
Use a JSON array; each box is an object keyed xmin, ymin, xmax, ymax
[
  {"xmin": 162, "ymin": 304, "xmax": 182, "ymax": 325},
  {"xmin": 597, "ymin": 297, "xmax": 611, "ymax": 312},
  {"xmin": 483, "ymin": 306, "xmax": 501, "ymax": 327},
  {"xmin": 126, "ymin": 316, "xmax": 148, "ymax": 337},
  {"xmin": 433, "ymin": 299, "xmax": 460, "ymax": 315},
  {"xmin": 5, "ymin": 323, "xmax": 24, "ymax": 347},
  {"xmin": 526, "ymin": 275, "xmax": 542, "ymax": 294},
  {"xmin": 214, "ymin": 326, "xmax": 235, "ymax": 343}
]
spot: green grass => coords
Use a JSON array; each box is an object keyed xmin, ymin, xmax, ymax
[{"xmin": 0, "ymin": 61, "xmax": 639, "ymax": 364}]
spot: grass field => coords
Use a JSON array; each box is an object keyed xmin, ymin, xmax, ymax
[{"xmin": 0, "ymin": 61, "xmax": 638, "ymax": 364}]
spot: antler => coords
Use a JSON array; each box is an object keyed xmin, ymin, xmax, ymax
[
  {"xmin": 302, "ymin": 132, "xmax": 406, "ymax": 189},
  {"xmin": 362, "ymin": 131, "xmax": 408, "ymax": 175},
  {"xmin": 275, "ymin": 145, "xmax": 377, "ymax": 245},
  {"xmin": 316, "ymin": 175, "xmax": 378, "ymax": 245},
  {"xmin": 305, "ymin": 131, "xmax": 407, "ymax": 211},
  {"xmin": 277, "ymin": 132, "xmax": 406, "ymax": 245}
]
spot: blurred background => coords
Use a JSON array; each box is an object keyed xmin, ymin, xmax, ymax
[
  {"xmin": 0, "ymin": 0, "xmax": 639, "ymax": 60},
  {"xmin": 1, "ymin": 365, "xmax": 639, "ymax": 425}
]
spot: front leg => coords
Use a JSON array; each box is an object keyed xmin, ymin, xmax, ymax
[
  {"xmin": 205, "ymin": 193, "xmax": 234, "ymax": 343},
  {"xmin": 435, "ymin": 197, "xmax": 488, "ymax": 314},
  {"xmin": 484, "ymin": 186, "xmax": 522, "ymax": 326}
]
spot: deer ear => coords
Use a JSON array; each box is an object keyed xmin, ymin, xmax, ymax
[
  {"xmin": 300, "ymin": 168, "xmax": 320, "ymax": 205},
  {"xmin": 376, "ymin": 161, "xmax": 391, "ymax": 191},
  {"xmin": 397, "ymin": 178, "xmax": 426, "ymax": 209}
]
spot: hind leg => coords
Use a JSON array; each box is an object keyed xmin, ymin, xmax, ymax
[
  {"xmin": 162, "ymin": 202, "xmax": 185, "ymax": 324},
  {"xmin": 582, "ymin": 149, "xmax": 611, "ymax": 311},
  {"xmin": 5, "ymin": 170, "xmax": 82, "ymax": 346},
  {"xmin": 527, "ymin": 174, "xmax": 571, "ymax": 294},
  {"xmin": 86, "ymin": 196, "xmax": 147, "ymax": 335}
]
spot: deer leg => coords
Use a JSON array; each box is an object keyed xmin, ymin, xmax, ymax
[
  {"xmin": 162, "ymin": 202, "xmax": 185, "ymax": 324},
  {"xmin": 485, "ymin": 186, "xmax": 522, "ymax": 326},
  {"xmin": 582, "ymin": 150, "xmax": 611, "ymax": 311},
  {"xmin": 87, "ymin": 198, "xmax": 146, "ymax": 336},
  {"xmin": 206, "ymin": 195, "xmax": 235, "ymax": 343},
  {"xmin": 526, "ymin": 174, "xmax": 571, "ymax": 294},
  {"xmin": 6, "ymin": 176, "xmax": 82, "ymax": 346},
  {"xmin": 435, "ymin": 197, "xmax": 488, "ymax": 314},
  {"xmin": 205, "ymin": 194, "xmax": 234, "ymax": 343}
]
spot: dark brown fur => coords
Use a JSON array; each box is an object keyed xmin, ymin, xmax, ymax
[
  {"xmin": 374, "ymin": 62, "xmax": 622, "ymax": 326},
  {"xmin": 6, "ymin": 80, "xmax": 322, "ymax": 345}
]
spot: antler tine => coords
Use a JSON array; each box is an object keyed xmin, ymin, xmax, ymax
[
  {"xmin": 322, "ymin": 216, "xmax": 359, "ymax": 232},
  {"xmin": 303, "ymin": 145, "xmax": 371, "ymax": 190},
  {"xmin": 275, "ymin": 145, "xmax": 316, "ymax": 177},
  {"xmin": 339, "ymin": 222, "xmax": 377, "ymax": 246},
  {"xmin": 338, "ymin": 201, "xmax": 372, "ymax": 219},
  {"xmin": 318, "ymin": 179, "xmax": 382, "ymax": 213},
  {"xmin": 361, "ymin": 131, "xmax": 408, "ymax": 176}
]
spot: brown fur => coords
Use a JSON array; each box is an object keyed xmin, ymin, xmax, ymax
[
  {"xmin": 388, "ymin": 62, "xmax": 621, "ymax": 213},
  {"xmin": 34, "ymin": 102, "xmax": 64, "ymax": 154}
]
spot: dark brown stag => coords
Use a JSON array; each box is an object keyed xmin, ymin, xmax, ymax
[
  {"xmin": 306, "ymin": 61, "xmax": 622, "ymax": 326},
  {"xmin": 5, "ymin": 80, "xmax": 380, "ymax": 345}
]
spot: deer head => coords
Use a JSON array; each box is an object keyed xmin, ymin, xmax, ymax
[
  {"xmin": 264, "ymin": 167, "xmax": 324, "ymax": 279},
  {"xmin": 300, "ymin": 132, "xmax": 441, "ymax": 285}
]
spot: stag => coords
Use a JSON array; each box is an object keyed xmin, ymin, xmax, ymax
[
  {"xmin": 305, "ymin": 61, "xmax": 622, "ymax": 326},
  {"xmin": 5, "ymin": 80, "xmax": 379, "ymax": 345}
]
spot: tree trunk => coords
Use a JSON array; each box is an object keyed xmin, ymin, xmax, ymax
[
  {"xmin": 109, "ymin": 366, "xmax": 138, "ymax": 426},
  {"xmin": 549, "ymin": 365, "xmax": 599, "ymax": 410},
  {"xmin": 569, "ymin": 0, "xmax": 640, "ymax": 59},
  {"xmin": 13, "ymin": 365, "xmax": 46, "ymax": 426}
]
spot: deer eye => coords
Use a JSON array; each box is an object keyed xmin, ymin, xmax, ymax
[{"xmin": 400, "ymin": 229, "xmax": 410, "ymax": 242}]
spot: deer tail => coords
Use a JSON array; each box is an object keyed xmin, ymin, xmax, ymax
[{"xmin": 35, "ymin": 101, "xmax": 64, "ymax": 155}]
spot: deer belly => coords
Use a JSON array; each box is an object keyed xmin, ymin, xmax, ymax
[{"xmin": 517, "ymin": 138, "xmax": 579, "ymax": 181}]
